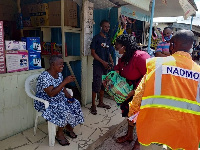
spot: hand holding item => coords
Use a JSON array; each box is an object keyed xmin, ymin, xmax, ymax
[
  {"xmin": 102, "ymin": 61, "xmax": 109, "ymax": 69},
  {"xmin": 125, "ymin": 90, "xmax": 135, "ymax": 101},
  {"xmin": 64, "ymin": 75, "xmax": 75, "ymax": 84},
  {"xmin": 67, "ymin": 97, "xmax": 75, "ymax": 103}
]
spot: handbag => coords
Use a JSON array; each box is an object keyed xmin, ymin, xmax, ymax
[{"xmin": 102, "ymin": 71, "xmax": 133, "ymax": 105}]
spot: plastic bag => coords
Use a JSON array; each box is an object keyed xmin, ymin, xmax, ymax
[{"xmin": 102, "ymin": 71, "xmax": 133, "ymax": 105}]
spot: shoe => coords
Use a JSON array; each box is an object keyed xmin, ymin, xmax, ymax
[
  {"xmin": 64, "ymin": 130, "xmax": 77, "ymax": 139},
  {"xmin": 89, "ymin": 106, "xmax": 97, "ymax": 115},
  {"xmin": 55, "ymin": 136, "xmax": 70, "ymax": 146},
  {"xmin": 97, "ymin": 103, "xmax": 111, "ymax": 109}
]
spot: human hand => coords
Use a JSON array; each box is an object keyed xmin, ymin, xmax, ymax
[
  {"xmin": 163, "ymin": 51, "xmax": 170, "ymax": 56},
  {"xmin": 102, "ymin": 61, "xmax": 109, "ymax": 69},
  {"xmin": 125, "ymin": 90, "xmax": 135, "ymax": 101},
  {"xmin": 64, "ymin": 75, "xmax": 75, "ymax": 84}
]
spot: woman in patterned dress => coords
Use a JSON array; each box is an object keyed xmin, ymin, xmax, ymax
[{"xmin": 34, "ymin": 55, "xmax": 84, "ymax": 146}]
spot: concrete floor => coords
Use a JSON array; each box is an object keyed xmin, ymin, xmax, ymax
[{"xmin": 0, "ymin": 98, "xmax": 126, "ymax": 150}]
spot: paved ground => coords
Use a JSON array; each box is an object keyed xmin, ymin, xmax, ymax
[
  {"xmin": 0, "ymin": 98, "xmax": 127, "ymax": 150},
  {"xmin": 95, "ymin": 121, "xmax": 137, "ymax": 150}
]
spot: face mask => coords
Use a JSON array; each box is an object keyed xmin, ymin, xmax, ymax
[
  {"xmin": 118, "ymin": 54, "xmax": 123, "ymax": 58},
  {"xmin": 164, "ymin": 34, "xmax": 172, "ymax": 41},
  {"xmin": 115, "ymin": 51, "xmax": 123, "ymax": 58}
]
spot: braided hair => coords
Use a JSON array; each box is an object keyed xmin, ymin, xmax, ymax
[{"xmin": 116, "ymin": 34, "xmax": 138, "ymax": 64}]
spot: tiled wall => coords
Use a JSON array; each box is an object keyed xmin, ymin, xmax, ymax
[{"xmin": 0, "ymin": 69, "xmax": 45, "ymax": 140}]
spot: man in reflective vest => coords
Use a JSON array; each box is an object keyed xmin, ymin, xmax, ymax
[{"xmin": 129, "ymin": 30, "xmax": 200, "ymax": 150}]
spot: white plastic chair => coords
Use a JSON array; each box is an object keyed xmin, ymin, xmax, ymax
[{"xmin": 25, "ymin": 74, "xmax": 73, "ymax": 146}]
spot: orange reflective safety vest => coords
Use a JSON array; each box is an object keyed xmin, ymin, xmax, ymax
[{"xmin": 136, "ymin": 52, "xmax": 200, "ymax": 150}]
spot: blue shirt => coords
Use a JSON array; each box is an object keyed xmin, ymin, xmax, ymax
[{"xmin": 90, "ymin": 34, "xmax": 112, "ymax": 67}]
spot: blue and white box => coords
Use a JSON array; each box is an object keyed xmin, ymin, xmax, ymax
[
  {"xmin": 29, "ymin": 52, "xmax": 41, "ymax": 70},
  {"xmin": 21, "ymin": 37, "xmax": 41, "ymax": 53}
]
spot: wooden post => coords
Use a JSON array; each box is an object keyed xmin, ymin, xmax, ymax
[
  {"xmin": 61, "ymin": 0, "xmax": 81, "ymax": 93},
  {"xmin": 17, "ymin": 0, "xmax": 24, "ymax": 38}
]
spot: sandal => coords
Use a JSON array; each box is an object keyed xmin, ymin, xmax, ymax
[
  {"xmin": 55, "ymin": 136, "xmax": 70, "ymax": 146},
  {"xmin": 116, "ymin": 135, "xmax": 133, "ymax": 143},
  {"xmin": 64, "ymin": 130, "xmax": 77, "ymax": 139},
  {"xmin": 97, "ymin": 103, "xmax": 111, "ymax": 109},
  {"xmin": 89, "ymin": 106, "xmax": 97, "ymax": 115}
]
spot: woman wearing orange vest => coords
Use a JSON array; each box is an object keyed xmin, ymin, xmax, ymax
[{"xmin": 129, "ymin": 30, "xmax": 200, "ymax": 150}]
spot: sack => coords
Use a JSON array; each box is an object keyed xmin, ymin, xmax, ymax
[{"xmin": 102, "ymin": 71, "xmax": 133, "ymax": 105}]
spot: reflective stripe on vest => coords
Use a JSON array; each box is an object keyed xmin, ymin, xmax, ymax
[
  {"xmin": 154, "ymin": 57, "xmax": 163, "ymax": 95},
  {"xmin": 141, "ymin": 96, "xmax": 200, "ymax": 115},
  {"xmin": 196, "ymin": 82, "xmax": 200, "ymax": 103}
]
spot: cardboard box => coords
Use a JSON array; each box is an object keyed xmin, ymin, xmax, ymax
[
  {"xmin": 36, "ymin": 15, "xmax": 49, "ymax": 26},
  {"xmin": 21, "ymin": 37, "xmax": 41, "ymax": 53},
  {"xmin": 37, "ymin": 3, "xmax": 49, "ymax": 14},
  {"xmin": 48, "ymin": 0, "xmax": 77, "ymax": 27},
  {"xmin": 0, "ymin": 21, "xmax": 6, "ymax": 74},
  {"xmin": 6, "ymin": 50, "xmax": 29, "ymax": 73},
  {"xmin": 5, "ymin": 41, "xmax": 26, "ymax": 50},
  {"xmin": 29, "ymin": 52, "xmax": 41, "ymax": 70}
]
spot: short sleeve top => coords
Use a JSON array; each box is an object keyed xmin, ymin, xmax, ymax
[
  {"xmin": 114, "ymin": 50, "xmax": 150, "ymax": 88},
  {"xmin": 90, "ymin": 34, "xmax": 113, "ymax": 67}
]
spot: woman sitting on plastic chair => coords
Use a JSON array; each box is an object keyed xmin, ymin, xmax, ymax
[{"xmin": 34, "ymin": 55, "xmax": 84, "ymax": 146}]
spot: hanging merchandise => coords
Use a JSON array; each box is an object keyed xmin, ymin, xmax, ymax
[
  {"xmin": 102, "ymin": 71, "xmax": 133, "ymax": 106},
  {"xmin": 111, "ymin": 25, "xmax": 125, "ymax": 45},
  {"xmin": 150, "ymin": 27, "xmax": 163, "ymax": 50}
]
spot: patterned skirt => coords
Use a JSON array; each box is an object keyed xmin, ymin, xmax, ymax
[{"xmin": 34, "ymin": 98, "xmax": 84, "ymax": 127}]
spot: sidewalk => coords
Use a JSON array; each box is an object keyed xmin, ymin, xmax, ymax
[{"xmin": 0, "ymin": 98, "xmax": 126, "ymax": 150}]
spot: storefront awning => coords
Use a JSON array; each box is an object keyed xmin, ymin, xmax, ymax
[
  {"xmin": 120, "ymin": 5, "xmax": 150, "ymax": 22},
  {"xmin": 122, "ymin": 0, "xmax": 150, "ymax": 11}
]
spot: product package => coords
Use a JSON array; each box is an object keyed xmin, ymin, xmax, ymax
[
  {"xmin": 5, "ymin": 40, "xmax": 26, "ymax": 50},
  {"xmin": 6, "ymin": 50, "xmax": 29, "ymax": 73},
  {"xmin": 28, "ymin": 52, "xmax": 41, "ymax": 70}
]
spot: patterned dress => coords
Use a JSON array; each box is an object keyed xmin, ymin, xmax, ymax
[{"xmin": 34, "ymin": 71, "xmax": 84, "ymax": 127}]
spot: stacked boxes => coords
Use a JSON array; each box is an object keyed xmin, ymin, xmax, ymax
[
  {"xmin": 5, "ymin": 40, "xmax": 29, "ymax": 73},
  {"xmin": 22, "ymin": 3, "xmax": 49, "ymax": 27},
  {"xmin": 48, "ymin": 0, "xmax": 77, "ymax": 27},
  {"xmin": 22, "ymin": 37, "xmax": 42, "ymax": 70},
  {"xmin": 21, "ymin": 1, "xmax": 78, "ymax": 27}
]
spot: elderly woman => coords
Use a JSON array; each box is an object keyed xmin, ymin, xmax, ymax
[
  {"xmin": 114, "ymin": 34, "xmax": 150, "ymax": 150},
  {"xmin": 34, "ymin": 55, "xmax": 84, "ymax": 146}
]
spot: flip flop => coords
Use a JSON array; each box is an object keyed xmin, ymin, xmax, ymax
[
  {"xmin": 64, "ymin": 130, "xmax": 77, "ymax": 139},
  {"xmin": 55, "ymin": 136, "xmax": 70, "ymax": 146},
  {"xmin": 97, "ymin": 104, "xmax": 111, "ymax": 109},
  {"xmin": 89, "ymin": 106, "xmax": 97, "ymax": 115}
]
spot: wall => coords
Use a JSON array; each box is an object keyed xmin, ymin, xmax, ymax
[{"xmin": 0, "ymin": 69, "xmax": 45, "ymax": 140}]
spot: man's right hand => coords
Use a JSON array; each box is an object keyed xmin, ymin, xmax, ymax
[
  {"xmin": 64, "ymin": 75, "xmax": 75, "ymax": 84},
  {"xmin": 102, "ymin": 61, "xmax": 110, "ymax": 69}
]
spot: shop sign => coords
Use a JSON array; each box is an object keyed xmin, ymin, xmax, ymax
[
  {"xmin": 0, "ymin": 21, "xmax": 6, "ymax": 74},
  {"xmin": 179, "ymin": 0, "xmax": 196, "ymax": 19}
]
